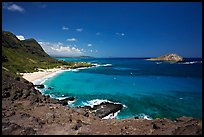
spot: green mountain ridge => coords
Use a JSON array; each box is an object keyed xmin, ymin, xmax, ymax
[{"xmin": 2, "ymin": 31, "xmax": 92, "ymax": 77}]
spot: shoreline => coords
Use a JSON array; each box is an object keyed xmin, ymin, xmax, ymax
[
  {"xmin": 20, "ymin": 67, "xmax": 64, "ymax": 83},
  {"xmin": 20, "ymin": 64, "xmax": 97, "ymax": 84}
]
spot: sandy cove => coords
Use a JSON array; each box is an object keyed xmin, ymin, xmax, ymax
[{"xmin": 20, "ymin": 68, "xmax": 64, "ymax": 83}]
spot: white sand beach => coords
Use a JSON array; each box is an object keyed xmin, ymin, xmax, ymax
[{"xmin": 20, "ymin": 68, "xmax": 63, "ymax": 83}]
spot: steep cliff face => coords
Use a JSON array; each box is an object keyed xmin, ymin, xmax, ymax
[
  {"xmin": 21, "ymin": 38, "xmax": 51, "ymax": 58},
  {"xmin": 147, "ymin": 53, "xmax": 183, "ymax": 62}
]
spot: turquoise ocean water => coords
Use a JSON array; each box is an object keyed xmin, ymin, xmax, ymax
[{"xmin": 34, "ymin": 58, "xmax": 202, "ymax": 120}]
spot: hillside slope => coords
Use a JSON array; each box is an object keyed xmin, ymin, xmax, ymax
[{"xmin": 2, "ymin": 31, "xmax": 91, "ymax": 75}]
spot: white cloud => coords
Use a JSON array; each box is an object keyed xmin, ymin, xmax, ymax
[
  {"xmin": 3, "ymin": 3, "xmax": 24, "ymax": 12},
  {"xmin": 116, "ymin": 32, "xmax": 125, "ymax": 36},
  {"xmin": 38, "ymin": 41, "xmax": 83, "ymax": 57},
  {"xmin": 62, "ymin": 26, "xmax": 69, "ymax": 30},
  {"xmin": 66, "ymin": 38, "xmax": 77, "ymax": 42},
  {"xmin": 76, "ymin": 28, "xmax": 83, "ymax": 32},
  {"xmin": 87, "ymin": 44, "xmax": 92, "ymax": 47},
  {"xmin": 96, "ymin": 32, "xmax": 101, "ymax": 35},
  {"xmin": 16, "ymin": 35, "xmax": 25, "ymax": 40}
]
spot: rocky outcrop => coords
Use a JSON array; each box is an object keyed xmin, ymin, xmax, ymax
[
  {"xmin": 34, "ymin": 85, "xmax": 45, "ymax": 89},
  {"xmin": 147, "ymin": 53, "xmax": 183, "ymax": 62},
  {"xmin": 58, "ymin": 97, "xmax": 75, "ymax": 106},
  {"xmin": 92, "ymin": 102, "xmax": 123, "ymax": 118}
]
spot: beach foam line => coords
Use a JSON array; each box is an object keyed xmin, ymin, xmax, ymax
[
  {"xmin": 33, "ymin": 65, "xmax": 96, "ymax": 94},
  {"xmin": 32, "ymin": 69, "xmax": 65, "ymax": 85},
  {"xmin": 32, "ymin": 65, "xmax": 95, "ymax": 85},
  {"xmin": 92, "ymin": 63, "xmax": 112, "ymax": 67}
]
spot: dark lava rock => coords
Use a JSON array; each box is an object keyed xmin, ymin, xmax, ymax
[
  {"xmin": 29, "ymin": 95, "xmax": 40, "ymax": 105},
  {"xmin": 72, "ymin": 120, "xmax": 83, "ymax": 130},
  {"xmin": 2, "ymin": 122, "xmax": 35, "ymax": 135},
  {"xmin": 22, "ymin": 127, "xmax": 36, "ymax": 135},
  {"xmin": 22, "ymin": 89, "xmax": 31, "ymax": 98},
  {"xmin": 152, "ymin": 123, "xmax": 160, "ymax": 129},
  {"xmin": 34, "ymin": 84, "xmax": 44, "ymax": 88},
  {"xmin": 89, "ymin": 102, "xmax": 123, "ymax": 118},
  {"xmin": 173, "ymin": 124, "xmax": 202, "ymax": 135},
  {"xmin": 175, "ymin": 116, "xmax": 194, "ymax": 123},
  {"xmin": 2, "ymin": 122, "xmax": 22, "ymax": 135},
  {"xmin": 58, "ymin": 97, "xmax": 75, "ymax": 106},
  {"xmin": 74, "ymin": 108, "xmax": 90, "ymax": 117},
  {"xmin": 20, "ymin": 113, "xmax": 31, "ymax": 118},
  {"xmin": 48, "ymin": 87, "xmax": 54, "ymax": 90},
  {"xmin": 2, "ymin": 91, "xmax": 10, "ymax": 98}
]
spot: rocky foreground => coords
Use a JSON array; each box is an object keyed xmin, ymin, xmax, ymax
[{"xmin": 2, "ymin": 72, "xmax": 202, "ymax": 135}]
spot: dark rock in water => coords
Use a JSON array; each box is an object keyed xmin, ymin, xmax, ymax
[
  {"xmin": 34, "ymin": 85, "xmax": 44, "ymax": 88},
  {"xmin": 134, "ymin": 116, "xmax": 139, "ymax": 119},
  {"xmin": 58, "ymin": 97, "xmax": 75, "ymax": 106},
  {"xmin": 47, "ymin": 87, "xmax": 54, "ymax": 90},
  {"xmin": 85, "ymin": 102, "xmax": 123, "ymax": 119}
]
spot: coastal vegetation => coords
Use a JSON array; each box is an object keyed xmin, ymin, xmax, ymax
[{"xmin": 2, "ymin": 31, "xmax": 93, "ymax": 78}]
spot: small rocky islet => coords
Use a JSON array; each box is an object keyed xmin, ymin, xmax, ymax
[
  {"xmin": 2, "ymin": 31, "xmax": 202, "ymax": 135},
  {"xmin": 146, "ymin": 53, "xmax": 184, "ymax": 62}
]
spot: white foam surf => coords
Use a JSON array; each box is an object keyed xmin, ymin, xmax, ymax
[
  {"xmin": 81, "ymin": 99, "xmax": 127, "ymax": 119},
  {"xmin": 102, "ymin": 110, "xmax": 121, "ymax": 119},
  {"xmin": 136, "ymin": 113, "xmax": 153, "ymax": 120},
  {"xmin": 92, "ymin": 63, "xmax": 112, "ymax": 67},
  {"xmin": 82, "ymin": 99, "xmax": 127, "ymax": 108},
  {"xmin": 178, "ymin": 61, "xmax": 201, "ymax": 64},
  {"xmin": 156, "ymin": 62, "xmax": 162, "ymax": 64}
]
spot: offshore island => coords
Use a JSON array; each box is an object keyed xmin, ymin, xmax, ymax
[{"xmin": 2, "ymin": 31, "xmax": 202, "ymax": 135}]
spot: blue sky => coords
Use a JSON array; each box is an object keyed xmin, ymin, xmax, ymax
[{"xmin": 2, "ymin": 2, "xmax": 202, "ymax": 57}]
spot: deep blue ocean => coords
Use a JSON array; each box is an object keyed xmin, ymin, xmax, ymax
[{"xmin": 34, "ymin": 58, "xmax": 202, "ymax": 120}]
